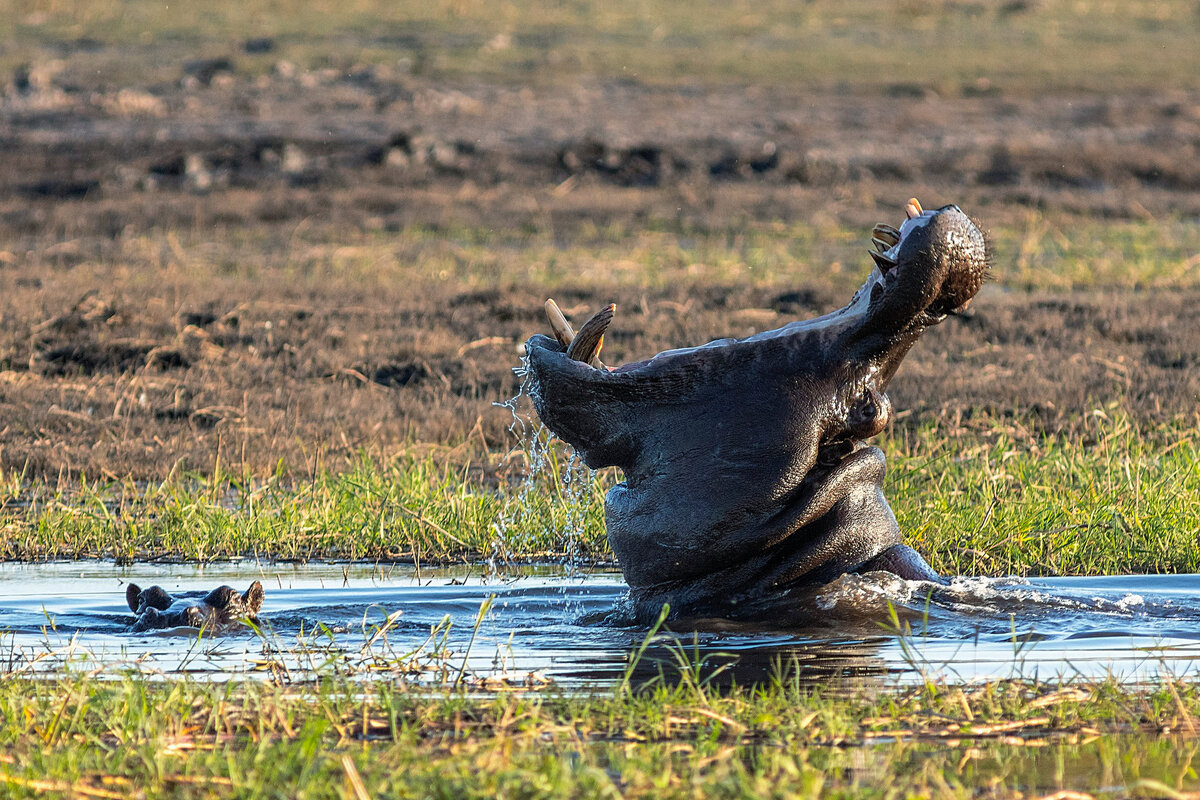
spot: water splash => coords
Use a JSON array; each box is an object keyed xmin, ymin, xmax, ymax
[{"xmin": 490, "ymin": 355, "xmax": 599, "ymax": 599}]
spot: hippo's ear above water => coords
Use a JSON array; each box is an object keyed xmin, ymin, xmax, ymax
[
  {"xmin": 125, "ymin": 583, "xmax": 141, "ymax": 612},
  {"xmin": 243, "ymin": 581, "xmax": 265, "ymax": 616},
  {"xmin": 203, "ymin": 586, "xmax": 239, "ymax": 608}
]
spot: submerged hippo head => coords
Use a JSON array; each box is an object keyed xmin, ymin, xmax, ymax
[
  {"xmin": 524, "ymin": 201, "xmax": 989, "ymax": 620},
  {"xmin": 126, "ymin": 581, "xmax": 265, "ymax": 633}
]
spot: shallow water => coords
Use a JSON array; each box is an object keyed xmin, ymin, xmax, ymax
[{"xmin": 2, "ymin": 561, "xmax": 1199, "ymax": 685}]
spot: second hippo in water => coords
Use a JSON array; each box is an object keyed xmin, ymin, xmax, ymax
[
  {"xmin": 126, "ymin": 581, "xmax": 265, "ymax": 633},
  {"xmin": 525, "ymin": 200, "xmax": 990, "ymax": 622}
]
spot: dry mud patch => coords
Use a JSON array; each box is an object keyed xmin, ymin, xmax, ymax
[
  {"xmin": 0, "ymin": 75, "xmax": 1197, "ymax": 479},
  {"xmin": 0, "ymin": 276, "xmax": 1195, "ymax": 480}
]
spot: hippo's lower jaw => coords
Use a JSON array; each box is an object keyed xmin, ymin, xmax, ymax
[
  {"xmin": 613, "ymin": 445, "xmax": 942, "ymax": 620},
  {"xmin": 525, "ymin": 201, "xmax": 989, "ymax": 621}
]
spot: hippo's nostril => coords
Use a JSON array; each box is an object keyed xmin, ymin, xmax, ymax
[{"xmin": 844, "ymin": 388, "xmax": 890, "ymax": 440}]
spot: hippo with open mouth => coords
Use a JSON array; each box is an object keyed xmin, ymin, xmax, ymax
[
  {"xmin": 126, "ymin": 581, "xmax": 264, "ymax": 632},
  {"xmin": 524, "ymin": 200, "xmax": 990, "ymax": 621}
]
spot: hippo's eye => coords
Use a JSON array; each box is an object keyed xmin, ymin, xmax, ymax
[{"xmin": 859, "ymin": 401, "xmax": 877, "ymax": 419}]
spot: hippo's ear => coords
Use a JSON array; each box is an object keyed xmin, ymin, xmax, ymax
[
  {"xmin": 201, "ymin": 586, "xmax": 229, "ymax": 607},
  {"xmin": 243, "ymin": 581, "xmax": 264, "ymax": 616},
  {"xmin": 143, "ymin": 586, "xmax": 174, "ymax": 611},
  {"xmin": 126, "ymin": 583, "xmax": 141, "ymax": 612}
]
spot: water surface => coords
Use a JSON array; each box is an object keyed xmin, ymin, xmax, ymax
[{"xmin": 2, "ymin": 561, "xmax": 1198, "ymax": 685}]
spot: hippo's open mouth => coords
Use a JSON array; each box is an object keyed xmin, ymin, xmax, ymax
[{"xmin": 524, "ymin": 200, "xmax": 989, "ymax": 619}]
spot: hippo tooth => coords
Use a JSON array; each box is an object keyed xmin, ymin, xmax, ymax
[
  {"xmin": 905, "ymin": 197, "xmax": 923, "ymax": 219},
  {"xmin": 566, "ymin": 303, "xmax": 615, "ymax": 367},
  {"xmin": 872, "ymin": 224, "xmax": 901, "ymax": 246},
  {"xmin": 869, "ymin": 250, "xmax": 897, "ymax": 271},
  {"xmin": 544, "ymin": 298, "xmax": 576, "ymax": 348}
]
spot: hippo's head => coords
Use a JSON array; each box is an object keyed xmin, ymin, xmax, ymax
[
  {"xmin": 524, "ymin": 201, "xmax": 989, "ymax": 619},
  {"xmin": 126, "ymin": 581, "xmax": 265, "ymax": 632}
]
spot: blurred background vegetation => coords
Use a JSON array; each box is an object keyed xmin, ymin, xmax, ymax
[{"xmin": 1, "ymin": 0, "xmax": 1197, "ymax": 91}]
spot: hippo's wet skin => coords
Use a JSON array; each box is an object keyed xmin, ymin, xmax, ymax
[
  {"xmin": 525, "ymin": 201, "xmax": 990, "ymax": 621},
  {"xmin": 126, "ymin": 581, "xmax": 264, "ymax": 632}
]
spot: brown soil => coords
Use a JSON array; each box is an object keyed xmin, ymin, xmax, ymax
[{"xmin": 0, "ymin": 66, "xmax": 1198, "ymax": 479}]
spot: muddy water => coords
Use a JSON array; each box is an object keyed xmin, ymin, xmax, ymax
[{"xmin": 1, "ymin": 561, "xmax": 1198, "ymax": 685}]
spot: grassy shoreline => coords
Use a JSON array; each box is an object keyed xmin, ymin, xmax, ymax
[
  {"xmin": 3, "ymin": 667, "xmax": 1200, "ymax": 798},
  {"xmin": 0, "ymin": 412, "xmax": 1195, "ymax": 576}
]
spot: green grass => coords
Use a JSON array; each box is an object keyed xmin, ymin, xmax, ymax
[
  {"xmin": 892, "ymin": 415, "xmax": 1200, "ymax": 577},
  {"xmin": 1, "ymin": 413, "xmax": 1196, "ymax": 577},
  {"xmin": 2, "ymin": 664, "xmax": 1200, "ymax": 798},
  {"xmin": 3, "ymin": 0, "xmax": 1199, "ymax": 92}
]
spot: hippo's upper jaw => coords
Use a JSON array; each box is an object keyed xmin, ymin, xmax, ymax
[{"xmin": 525, "ymin": 201, "xmax": 988, "ymax": 619}]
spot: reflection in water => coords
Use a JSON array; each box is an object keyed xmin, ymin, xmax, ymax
[{"xmin": 1, "ymin": 561, "xmax": 1199, "ymax": 685}]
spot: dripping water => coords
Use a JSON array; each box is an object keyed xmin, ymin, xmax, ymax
[{"xmin": 490, "ymin": 354, "xmax": 599, "ymax": 613}]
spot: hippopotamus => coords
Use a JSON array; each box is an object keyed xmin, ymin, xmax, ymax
[
  {"xmin": 524, "ymin": 199, "xmax": 990, "ymax": 621},
  {"xmin": 126, "ymin": 581, "xmax": 264, "ymax": 632}
]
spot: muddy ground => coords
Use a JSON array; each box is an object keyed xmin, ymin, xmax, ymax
[{"xmin": 0, "ymin": 63, "xmax": 1197, "ymax": 480}]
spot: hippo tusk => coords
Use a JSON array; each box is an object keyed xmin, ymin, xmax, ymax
[
  {"xmin": 544, "ymin": 299, "xmax": 614, "ymax": 368},
  {"xmin": 544, "ymin": 299, "xmax": 576, "ymax": 348},
  {"xmin": 565, "ymin": 303, "xmax": 615, "ymax": 368}
]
